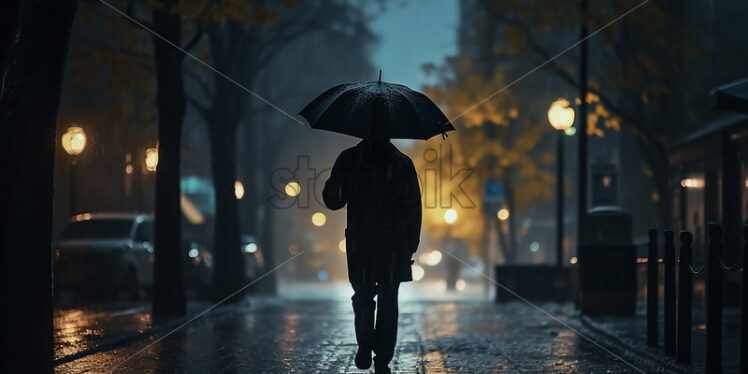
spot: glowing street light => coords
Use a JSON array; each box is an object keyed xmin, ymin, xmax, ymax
[
  {"xmin": 548, "ymin": 98, "xmax": 575, "ymax": 269},
  {"xmin": 497, "ymin": 208, "xmax": 510, "ymax": 221},
  {"xmin": 338, "ymin": 239, "xmax": 346, "ymax": 253},
  {"xmin": 62, "ymin": 126, "xmax": 87, "ymax": 216},
  {"xmin": 285, "ymin": 181, "xmax": 301, "ymax": 197},
  {"xmin": 444, "ymin": 209, "xmax": 458, "ymax": 224},
  {"xmin": 61, "ymin": 126, "xmax": 87, "ymax": 155},
  {"xmin": 234, "ymin": 181, "xmax": 245, "ymax": 199},
  {"xmin": 145, "ymin": 148, "xmax": 158, "ymax": 172},
  {"xmin": 548, "ymin": 98, "xmax": 575, "ymax": 131},
  {"xmin": 311, "ymin": 212, "xmax": 326, "ymax": 226}
]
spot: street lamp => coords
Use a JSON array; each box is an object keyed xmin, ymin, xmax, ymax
[
  {"xmin": 548, "ymin": 98, "xmax": 575, "ymax": 268},
  {"xmin": 62, "ymin": 126, "xmax": 87, "ymax": 215},
  {"xmin": 234, "ymin": 181, "xmax": 245, "ymax": 200},
  {"xmin": 61, "ymin": 126, "xmax": 86, "ymax": 155},
  {"xmin": 145, "ymin": 148, "xmax": 158, "ymax": 172}
]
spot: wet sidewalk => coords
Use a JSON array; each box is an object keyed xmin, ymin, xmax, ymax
[
  {"xmin": 582, "ymin": 304, "xmax": 741, "ymax": 373},
  {"xmin": 55, "ymin": 282, "xmax": 663, "ymax": 373},
  {"xmin": 54, "ymin": 300, "xmax": 222, "ymax": 365}
]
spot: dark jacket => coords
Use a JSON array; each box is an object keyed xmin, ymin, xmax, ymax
[{"xmin": 323, "ymin": 140, "xmax": 421, "ymax": 284}]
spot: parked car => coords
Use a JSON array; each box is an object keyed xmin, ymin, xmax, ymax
[{"xmin": 54, "ymin": 213, "xmax": 155, "ymax": 301}]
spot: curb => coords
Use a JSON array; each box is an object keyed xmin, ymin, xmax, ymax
[{"xmin": 579, "ymin": 316, "xmax": 694, "ymax": 374}]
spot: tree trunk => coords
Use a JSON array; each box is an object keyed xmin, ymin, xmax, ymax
[
  {"xmin": 0, "ymin": 1, "xmax": 77, "ymax": 372},
  {"xmin": 151, "ymin": 1, "xmax": 186, "ymax": 319},
  {"xmin": 209, "ymin": 112, "xmax": 243, "ymax": 300},
  {"xmin": 258, "ymin": 198, "xmax": 277, "ymax": 294},
  {"xmin": 206, "ymin": 23, "xmax": 245, "ymax": 301}
]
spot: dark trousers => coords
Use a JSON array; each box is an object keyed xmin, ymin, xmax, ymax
[{"xmin": 351, "ymin": 281, "xmax": 400, "ymax": 366}]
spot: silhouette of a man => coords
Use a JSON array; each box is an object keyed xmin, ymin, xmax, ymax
[{"xmin": 323, "ymin": 139, "xmax": 421, "ymax": 374}]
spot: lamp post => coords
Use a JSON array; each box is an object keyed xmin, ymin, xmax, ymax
[
  {"xmin": 444, "ymin": 209, "xmax": 458, "ymax": 290},
  {"xmin": 61, "ymin": 126, "xmax": 87, "ymax": 215},
  {"xmin": 548, "ymin": 99, "xmax": 575, "ymax": 268}
]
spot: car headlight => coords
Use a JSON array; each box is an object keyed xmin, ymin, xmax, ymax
[{"xmin": 243, "ymin": 242, "xmax": 258, "ymax": 253}]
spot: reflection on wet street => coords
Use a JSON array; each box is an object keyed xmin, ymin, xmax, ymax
[
  {"xmin": 55, "ymin": 303, "xmax": 151, "ymax": 361},
  {"xmin": 55, "ymin": 282, "xmax": 650, "ymax": 373}
]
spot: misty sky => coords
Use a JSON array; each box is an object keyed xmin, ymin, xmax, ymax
[{"xmin": 368, "ymin": 0, "xmax": 459, "ymax": 91}]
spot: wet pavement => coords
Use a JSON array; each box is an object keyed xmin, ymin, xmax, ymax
[
  {"xmin": 583, "ymin": 305, "xmax": 741, "ymax": 373},
  {"xmin": 55, "ymin": 282, "xmax": 660, "ymax": 373}
]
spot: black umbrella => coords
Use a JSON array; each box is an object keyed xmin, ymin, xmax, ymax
[{"xmin": 299, "ymin": 72, "xmax": 455, "ymax": 140}]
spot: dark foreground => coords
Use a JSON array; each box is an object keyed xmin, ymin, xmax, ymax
[{"xmin": 55, "ymin": 282, "xmax": 660, "ymax": 373}]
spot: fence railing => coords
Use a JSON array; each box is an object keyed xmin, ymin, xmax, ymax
[{"xmin": 647, "ymin": 223, "xmax": 746, "ymax": 373}]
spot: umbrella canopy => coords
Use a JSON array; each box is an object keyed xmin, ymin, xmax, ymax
[
  {"xmin": 299, "ymin": 77, "xmax": 455, "ymax": 140},
  {"xmin": 710, "ymin": 77, "xmax": 748, "ymax": 113}
]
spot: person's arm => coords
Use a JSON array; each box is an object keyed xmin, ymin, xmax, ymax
[
  {"xmin": 322, "ymin": 152, "xmax": 349, "ymax": 210},
  {"xmin": 403, "ymin": 159, "xmax": 421, "ymax": 254}
]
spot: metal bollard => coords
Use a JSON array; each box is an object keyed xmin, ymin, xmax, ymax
[
  {"xmin": 677, "ymin": 231, "xmax": 693, "ymax": 364},
  {"xmin": 741, "ymin": 225, "xmax": 748, "ymax": 373},
  {"xmin": 664, "ymin": 230, "xmax": 676, "ymax": 356},
  {"xmin": 706, "ymin": 223, "xmax": 723, "ymax": 373},
  {"xmin": 647, "ymin": 229, "xmax": 658, "ymax": 347}
]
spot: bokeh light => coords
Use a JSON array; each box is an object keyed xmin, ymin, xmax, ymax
[
  {"xmin": 455, "ymin": 279, "xmax": 466, "ymax": 291},
  {"xmin": 311, "ymin": 212, "xmax": 327, "ymax": 226},
  {"xmin": 244, "ymin": 243, "xmax": 257, "ymax": 253},
  {"xmin": 288, "ymin": 244, "xmax": 300, "ymax": 255},
  {"xmin": 419, "ymin": 249, "xmax": 442, "ymax": 266},
  {"xmin": 234, "ymin": 181, "xmax": 245, "ymax": 199},
  {"xmin": 61, "ymin": 126, "xmax": 86, "ymax": 155},
  {"xmin": 411, "ymin": 264, "xmax": 425, "ymax": 281},
  {"xmin": 497, "ymin": 208, "xmax": 510, "ymax": 221},
  {"xmin": 529, "ymin": 241, "xmax": 540, "ymax": 252},
  {"xmin": 317, "ymin": 270, "xmax": 329, "ymax": 282},
  {"xmin": 145, "ymin": 148, "xmax": 158, "ymax": 172},
  {"xmin": 444, "ymin": 209, "xmax": 457, "ymax": 224},
  {"xmin": 547, "ymin": 98, "xmax": 575, "ymax": 130},
  {"xmin": 285, "ymin": 181, "xmax": 301, "ymax": 196}
]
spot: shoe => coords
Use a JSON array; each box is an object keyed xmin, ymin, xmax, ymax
[
  {"xmin": 355, "ymin": 346, "xmax": 372, "ymax": 369},
  {"xmin": 374, "ymin": 363, "xmax": 391, "ymax": 374}
]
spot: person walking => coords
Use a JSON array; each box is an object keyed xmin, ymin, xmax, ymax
[
  {"xmin": 322, "ymin": 139, "xmax": 420, "ymax": 373},
  {"xmin": 299, "ymin": 71, "xmax": 454, "ymax": 373}
]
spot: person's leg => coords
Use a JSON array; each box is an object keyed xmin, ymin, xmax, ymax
[
  {"xmin": 351, "ymin": 282, "xmax": 377, "ymax": 369},
  {"xmin": 373, "ymin": 282, "xmax": 400, "ymax": 371}
]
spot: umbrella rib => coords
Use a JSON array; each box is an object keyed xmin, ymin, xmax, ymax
[
  {"xmin": 397, "ymin": 88, "xmax": 445, "ymax": 139},
  {"xmin": 394, "ymin": 90, "xmax": 429, "ymax": 139}
]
